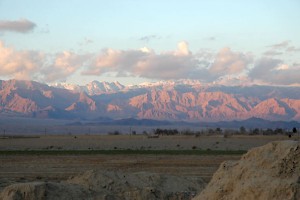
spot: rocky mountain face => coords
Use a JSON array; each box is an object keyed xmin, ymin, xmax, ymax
[{"xmin": 0, "ymin": 79, "xmax": 300, "ymax": 122}]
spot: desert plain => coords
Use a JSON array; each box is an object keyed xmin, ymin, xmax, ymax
[{"xmin": 0, "ymin": 134, "xmax": 293, "ymax": 199}]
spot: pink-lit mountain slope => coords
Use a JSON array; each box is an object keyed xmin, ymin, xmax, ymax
[{"xmin": 0, "ymin": 79, "xmax": 300, "ymax": 122}]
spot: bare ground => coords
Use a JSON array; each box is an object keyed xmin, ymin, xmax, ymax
[
  {"xmin": 0, "ymin": 154, "xmax": 240, "ymax": 191},
  {"xmin": 0, "ymin": 134, "xmax": 290, "ymax": 151},
  {"xmin": 0, "ymin": 135, "xmax": 293, "ymax": 198}
]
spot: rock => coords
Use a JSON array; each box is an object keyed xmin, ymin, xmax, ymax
[{"xmin": 194, "ymin": 140, "xmax": 300, "ymax": 200}]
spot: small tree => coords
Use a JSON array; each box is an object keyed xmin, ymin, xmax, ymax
[
  {"xmin": 293, "ymin": 127, "xmax": 297, "ymax": 134},
  {"xmin": 208, "ymin": 128, "xmax": 214, "ymax": 134},
  {"xmin": 274, "ymin": 128, "xmax": 284, "ymax": 135},
  {"xmin": 108, "ymin": 130, "xmax": 121, "ymax": 135},
  {"xmin": 251, "ymin": 128, "xmax": 260, "ymax": 135},
  {"xmin": 239, "ymin": 126, "xmax": 246, "ymax": 134},
  {"xmin": 263, "ymin": 128, "xmax": 274, "ymax": 135},
  {"xmin": 291, "ymin": 127, "xmax": 298, "ymax": 138},
  {"xmin": 216, "ymin": 127, "xmax": 221, "ymax": 132}
]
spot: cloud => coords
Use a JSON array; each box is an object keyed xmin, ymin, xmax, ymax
[
  {"xmin": 79, "ymin": 37, "xmax": 93, "ymax": 46},
  {"xmin": 263, "ymin": 50, "xmax": 283, "ymax": 56},
  {"xmin": 267, "ymin": 40, "xmax": 290, "ymax": 49},
  {"xmin": 41, "ymin": 51, "xmax": 91, "ymax": 82},
  {"xmin": 249, "ymin": 58, "xmax": 282, "ymax": 79},
  {"xmin": 265, "ymin": 40, "xmax": 300, "ymax": 54},
  {"xmin": 83, "ymin": 41, "xmax": 199, "ymax": 79},
  {"xmin": 264, "ymin": 40, "xmax": 300, "ymax": 56},
  {"xmin": 0, "ymin": 19, "xmax": 36, "ymax": 33},
  {"xmin": 0, "ymin": 39, "xmax": 298, "ymax": 86},
  {"xmin": 248, "ymin": 58, "xmax": 300, "ymax": 85},
  {"xmin": 83, "ymin": 42, "xmax": 252, "ymax": 82},
  {"xmin": 139, "ymin": 35, "xmax": 160, "ymax": 42},
  {"xmin": 0, "ymin": 40, "xmax": 88, "ymax": 82},
  {"xmin": 174, "ymin": 41, "xmax": 190, "ymax": 56},
  {"xmin": 286, "ymin": 46, "xmax": 300, "ymax": 52},
  {"xmin": 204, "ymin": 36, "xmax": 216, "ymax": 41},
  {"xmin": 214, "ymin": 75, "xmax": 253, "ymax": 86},
  {"xmin": 0, "ymin": 41, "xmax": 44, "ymax": 79},
  {"xmin": 209, "ymin": 48, "xmax": 252, "ymax": 78}
]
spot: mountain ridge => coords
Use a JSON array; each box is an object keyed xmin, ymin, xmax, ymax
[{"xmin": 0, "ymin": 79, "xmax": 300, "ymax": 122}]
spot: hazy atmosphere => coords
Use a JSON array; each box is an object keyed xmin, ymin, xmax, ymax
[{"xmin": 0, "ymin": 0, "xmax": 299, "ymax": 85}]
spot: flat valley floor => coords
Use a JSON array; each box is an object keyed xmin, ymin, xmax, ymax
[{"xmin": 0, "ymin": 135, "xmax": 293, "ymax": 192}]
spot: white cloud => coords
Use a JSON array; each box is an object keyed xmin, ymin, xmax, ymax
[
  {"xmin": 82, "ymin": 43, "xmax": 253, "ymax": 82},
  {"xmin": 83, "ymin": 41, "xmax": 200, "ymax": 80},
  {"xmin": 175, "ymin": 41, "xmax": 190, "ymax": 56},
  {"xmin": 209, "ymin": 47, "xmax": 252, "ymax": 78},
  {"xmin": 0, "ymin": 40, "xmax": 89, "ymax": 82},
  {"xmin": 0, "ymin": 19, "xmax": 36, "ymax": 33},
  {"xmin": 0, "ymin": 39, "xmax": 298, "ymax": 86},
  {"xmin": 0, "ymin": 41, "xmax": 44, "ymax": 79},
  {"xmin": 140, "ymin": 47, "xmax": 153, "ymax": 53},
  {"xmin": 275, "ymin": 64, "xmax": 289, "ymax": 71}
]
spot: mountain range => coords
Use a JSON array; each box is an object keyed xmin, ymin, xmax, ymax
[{"xmin": 0, "ymin": 79, "xmax": 300, "ymax": 122}]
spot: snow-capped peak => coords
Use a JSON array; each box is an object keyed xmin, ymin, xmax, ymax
[{"xmin": 52, "ymin": 80, "xmax": 125, "ymax": 95}]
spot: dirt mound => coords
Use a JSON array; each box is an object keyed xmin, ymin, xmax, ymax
[
  {"xmin": 0, "ymin": 170, "xmax": 205, "ymax": 200},
  {"xmin": 194, "ymin": 140, "xmax": 300, "ymax": 200},
  {"xmin": 0, "ymin": 181, "xmax": 91, "ymax": 200},
  {"xmin": 67, "ymin": 170, "xmax": 205, "ymax": 199}
]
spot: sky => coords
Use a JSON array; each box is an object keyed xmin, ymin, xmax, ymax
[{"xmin": 0, "ymin": 0, "xmax": 299, "ymax": 86}]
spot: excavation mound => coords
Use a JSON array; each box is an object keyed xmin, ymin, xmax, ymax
[
  {"xmin": 0, "ymin": 182, "xmax": 90, "ymax": 200},
  {"xmin": 0, "ymin": 170, "xmax": 205, "ymax": 200},
  {"xmin": 67, "ymin": 170, "xmax": 205, "ymax": 199},
  {"xmin": 194, "ymin": 140, "xmax": 300, "ymax": 200}
]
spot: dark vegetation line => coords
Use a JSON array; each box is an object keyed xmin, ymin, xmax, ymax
[{"xmin": 0, "ymin": 149, "xmax": 246, "ymax": 156}]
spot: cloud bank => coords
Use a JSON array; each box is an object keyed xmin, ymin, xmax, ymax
[
  {"xmin": 83, "ymin": 42, "xmax": 252, "ymax": 82},
  {"xmin": 0, "ymin": 19, "xmax": 36, "ymax": 33},
  {"xmin": 0, "ymin": 40, "xmax": 299, "ymax": 85},
  {"xmin": 249, "ymin": 58, "xmax": 300, "ymax": 85},
  {"xmin": 83, "ymin": 41, "xmax": 199, "ymax": 80}
]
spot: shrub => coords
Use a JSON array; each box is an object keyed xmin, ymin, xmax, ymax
[{"xmin": 108, "ymin": 131, "xmax": 121, "ymax": 135}]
